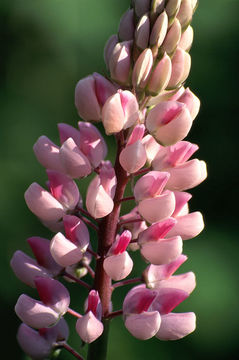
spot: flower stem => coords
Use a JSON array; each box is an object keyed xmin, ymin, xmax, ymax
[
  {"xmin": 112, "ymin": 277, "xmax": 142, "ymax": 289},
  {"xmin": 63, "ymin": 271, "xmax": 92, "ymax": 290},
  {"xmin": 58, "ymin": 342, "xmax": 84, "ymax": 360},
  {"xmin": 87, "ymin": 319, "xmax": 110, "ymax": 360},
  {"xmin": 67, "ymin": 307, "xmax": 82, "ymax": 319},
  {"xmin": 105, "ymin": 309, "xmax": 123, "ymax": 320}
]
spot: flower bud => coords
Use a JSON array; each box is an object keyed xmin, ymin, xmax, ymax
[
  {"xmin": 179, "ymin": 25, "xmax": 194, "ymax": 51},
  {"xmin": 33, "ymin": 136, "xmax": 64, "ymax": 173},
  {"xmin": 146, "ymin": 101, "xmax": 193, "ymax": 146},
  {"xmin": 167, "ymin": 47, "xmax": 191, "ymax": 89},
  {"xmin": 165, "ymin": 0, "xmax": 182, "ymax": 26},
  {"xmin": 102, "ymin": 90, "xmax": 139, "ymax": 134},
  {"xmin": 119, "ymin": 124, "xmax": 147, "ymax": 173},
  {"xmin": 118, "ymin": 9, "xmax": 135, "ymax": 41},
  {"xmin": 150, "ymin": 0, "xmax": 166, "ymax": 23},
  {"xmin": 177, "ymin": 0, "xmax": 193, "ymax": 31},
  {"xmin": 104, "ymin": 34, "xmax": 118, "ymax": 69},
  {"xmin": 133, "ymin": 0, "xmax": 151, "ymax": 19},
  {"xmin": 135, "ymin": 14, "xmax": 150, "ymax": 50},
  {"xmin": 150, "ymin": 11, "xmax": 168, "ymax": 48},
  {"xmin": 132, "ymin": 48, "xmax": 153, "ymax": 89},
  {"xmin": 177, "ymin": 87, "xmax": 200, "ymax": 120},
  {"xmin": 160, "ymin": 18, "xmax": 182, "ymax": 56},
  {"xmin": 109, "ymin": 41, "xmax": 132, "ymax": 85},
  {"xmin": 147, "ymin": 53, "xmax": 172, "ymax": 95},
  {"xmin": 75, "ymin": 73, "xmax": 116, "ymax": 121}
]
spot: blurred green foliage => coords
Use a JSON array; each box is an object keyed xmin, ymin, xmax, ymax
[{"xmin": 1, "ymin": 0, "xmax": 239, "ymax": 359}]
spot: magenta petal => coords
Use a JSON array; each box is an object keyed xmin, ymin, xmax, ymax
[
  {"xmin": 138, "ymin": 218, "xmax": 177, "ymax": 244},
  {"xmin": 123, "ymin": 285, "xmax": 158, "ymax": 315},
  {"xmin": 153, "ymin": 288, "xmax": 189, "ymax": 315},
  {"xmin": 33, "ymin": 136, "xmax": 65, "ymax": 173},
  {"xmin": 17, "ymin": 323, "xmax": 53, "ymax": 359},
  {"xmin": 27, "ymin": 236, "xmax": 63, "ymax": 276},
  {"xmin": 156, "ymin": 312, "xmax": 196, "ymax": 340},
  {"xmin": 110, "ymin": 230, "xmax": 132, "ymax": 255},
  {"xmin": 143, "ymin": 255, "xmax": 188, "ymax": 288},
  {"xmin": 10, "ymin": 251, "xmax": 51, "ymax": 288},
  {"xmin": 103, "ymin": 252, "xmax": 133, "ymax": 281},
  {"xmin": 138, "ymin": 190, "xmax": 176, "ymax": 223},
  {"xmin": 15, "ymin": 294, "xmax": 59, "ymax": 329},
  {"xmin": 47, "ymin": 170, "xmax": 80, "ymax": 210},
  {"xmin": 140, "ymin": 236, "xmax": 183, "ymax": 265},
  {"xmin": 35, "ymin": 277, "xmax": 70, "ymax": 315},
  {"xmin": 125, "ymin": 311, "xmax": 161, "ymax": 340},
  {"xmin": 50, "ymin": 232, "xmax": 84, "ymax": 267},
  {"xmin": 86, "ymin": 290, "xmax": 102, "ymax": 319},
  {"xmin": 63, "ymin": 215, "xmax": 90, "ymax": 249},
  {"xmin": 76, "ymin": 311, "xmax": 104, "ymax": 343},
  {"xmin": 158, "ymin": 272, "xmax": 196, "ymax": 294},
  {"xmin": 134, "ymin": 171, "xmax": 170, "ymax": 201},
  {"xmin": 24, "ymin": 183, "xmax": 64, "ymax": 222}
]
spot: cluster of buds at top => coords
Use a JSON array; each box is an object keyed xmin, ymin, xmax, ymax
[{"xmin": 11, "ymin": 1, "xmax": 206, "ymax": 359}]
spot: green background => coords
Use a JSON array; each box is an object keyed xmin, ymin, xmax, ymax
[{"xmin": 1, "ymin": 0, "xmax": 239, "ymax": 359}]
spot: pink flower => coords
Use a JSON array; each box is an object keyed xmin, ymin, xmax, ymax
[
  {"xmin": 86, "ymin": 161, "xmax": 117, "ymax": 218},
  {"xmin": 17, "ymin": 318, "xmax": 69, "ymax": 360},
  {"xmin": 102, "ymin": 89, "xmax": 139, "ymax": 135},
  {"xmin": 103, "ymin": 230, "xmax": 133, "ymax": 280},
  {"xmin": 76, "ymin": 290, "xmax": 104, "ymax": 343},
  {"xmin": 15, "ymin": 277, "xmax": 70, "ymax": 329},
  {"xmin": 119, "ymin": 124, "xmax": 147, "ymax": 173},
  {"xmin": 50, "ymin": 215, "xmax": 90, "ymax": 267},
  {"xmin": 75, "ymin": 72, "xmax": 116, "ymax": 121}
]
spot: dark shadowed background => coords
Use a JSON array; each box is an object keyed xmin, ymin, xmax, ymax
[{"xmin": 1, "ymin": 0, "xmax": 239, "ymax": 359}]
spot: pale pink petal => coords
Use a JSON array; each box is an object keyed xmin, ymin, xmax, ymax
[
  {"xmin": 99, "ymin": 161, "xmax": 117, "ymax": 198},
  {"xmin": 10, "ymin": 251, "xmax": 51, "ymax": 288},
  {"xmin": 24, "ymin": 183, "xmax": 64, "ymax": 222},
  {"xmin": 50, "ymin": 232, "xmax": 84, "ymax": 267},
  {"xmin": 123, "ymin": 285, "xmax": 157, "ymax": 315},
  {"xmin": 75, "ymin": 75, "xmax": 101, "ymax": 121},
  {"xmin": 125, "ymin": 311, "xmax": 161, "ymax": 340},
  {"xmin": 156, "ymin": 312, "xmax": 196, "ymax": 340},
  {"xmin": 102, "ymin": 92, "xmax": 125, "ymax": 134},
  {"xmin": 158, "ymin": 272, "xmax": 196, "ymax": 294},
  {"xmin": 15, "ymin": 294, "xmax": 59, "ymax": 329},
  {"xmin": 177, "ymin": 87, "xmax": 200, "ymax": 120},
  {"xmin": 27, "ymin": 236, "xmax": 63, "ymax": 276},
  {"xmin": 59, "ymin": 138, "xmax": 92, "ymax": 179},
  {"xmin": 17, "ymin": 323, "xmax": 52, "ymax": 359},
  {"xmin": 76, "ymin": 311, "xmax": 104, "ymax": 343},
  {"xmin": 109, "ymin": 41, "xmax": 132, "ymax": 84},
  {"xmin": 33, "ymin": 136, "xmax": 64, "ymax": 173},
  {"xmin": 140, "ymin": 236, "xmax": 183, "ymax": 265},
  {"xmin": 119, "ymin": 140, "xmax": 147, "ymax": 173},
  {"xmin": 35, "ymin": 277, "xmax": 70, "ymax": 315},
  {"xmin": 103, "ymin": 252, "xmax": 133, "ymax": 281},
  {"xmin": 120, "ymin": 90, "xmax": 139, "ymax": 129},
  {"xmin": 86, "ymin": 177, "xmax": 114, "ymax": 218},
  {"xmin": 165, "ymin": 159, "xmax": 207, "ymax": 191},
  {"xmin": 138, "ymin": 190, "xmax": 176, "ymax": 223},
  {"xmin": 141, "ymin": 135, "xmax": 161, "ymax": 165},
  {"xmin": 166, "ymin": 211, "xmax": 204, "ymax": 240}
]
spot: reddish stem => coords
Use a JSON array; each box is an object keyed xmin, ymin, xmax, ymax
[
  {"xmin": 84, "ymin": 263, "xmax": 95, "ymax": 278},
  {"xmin": 118, "ymin": 196, "xmax": 135, "ymax": 203},
  {"xmin": 119, "ymin": 218, "xmax": 143, "ymax": 226},
  {"xmin": 113, "ymin": 277, "xmax": 142, "ymax": 289},
  {"xmin": 93, "ymin": 134, "xmax": 129, "ymax": 316},
  {"xmin": 132, "ymin": 167, "xmax": 151, "ymax": 176},
  {"xmin": 63, "ymin": 271, "xmax": 91, "ymax": 290},
  {"xmin": 105, "ymin": 309, "xmax": 123, "ymax": 320},
  {"xmin": 59, "ymin": 342, "xmax": 84, "ymax": 360},
  {"xmin": 67, "ymin": 307, "xmax": 82, "ymax": 319}
]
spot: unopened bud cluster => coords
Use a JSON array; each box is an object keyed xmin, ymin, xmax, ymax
[{"xmin": 11, "ymin": 1, "xmax": 206, "ymax": 359}]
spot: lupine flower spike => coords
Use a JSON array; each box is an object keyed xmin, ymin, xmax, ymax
[{"xmin": 11, "ymin": 0, "xmax": 206, "ymax": 359}]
